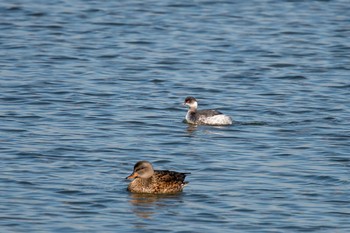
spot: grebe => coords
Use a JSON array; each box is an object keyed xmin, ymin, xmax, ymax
[
  {"xmin": 126, "ymin": 161, "xmax": 189, "ymax": 194},
  {"xmin": 183, "ymin": 96, "xmax": 233, "ymax": 125}
]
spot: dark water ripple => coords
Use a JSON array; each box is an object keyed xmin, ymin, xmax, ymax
[{"xmin": 1, "ymin": 0, "xmax": 350, "ymax": 232}]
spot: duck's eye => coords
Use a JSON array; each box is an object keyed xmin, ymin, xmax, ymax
[{"xmin": 136, "ymin": 167, "xmax": 145, "ymax": 172}]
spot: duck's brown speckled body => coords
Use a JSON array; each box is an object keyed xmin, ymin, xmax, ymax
[{"xmin": 126, "ymin": 161, "xmax": 189, "ymax": 194}]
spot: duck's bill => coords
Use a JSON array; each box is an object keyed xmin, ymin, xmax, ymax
[{"xmin": 126, "ymin": 172, "xmax": 138, "ymax": 179}]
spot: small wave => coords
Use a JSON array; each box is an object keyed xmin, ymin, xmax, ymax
[
  {"xmin": 234, "ymin": 121, "xmax": 269, "ymax": 126},
  {"xmin": 269, "ymin": 63, "xmax": 297, "ymax": 68},
  {"xmin": 272, "ymin": 75, "xmax": 307, "ymax": 80}
]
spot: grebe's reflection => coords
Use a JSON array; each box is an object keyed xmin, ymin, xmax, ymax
[
  {"xmin": 186, "ymin": 124, "xmax": 229, "ymax": 135},
  {"xmin": 186, "ymin": 124, "xmax": 198, "ymax": 133}
]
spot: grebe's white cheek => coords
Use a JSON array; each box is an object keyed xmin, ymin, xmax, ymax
[{"xmin": 192, "ymin": 101, "xmax": 198, "ymax": 109}]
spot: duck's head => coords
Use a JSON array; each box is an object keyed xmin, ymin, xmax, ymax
[
  {"xmin": 184, "ymin": 96, "xmax": 198, "ymax": 109},
  {"xmin": 126, "ymin": 161, "xmax": 155, "ymax": 179}
]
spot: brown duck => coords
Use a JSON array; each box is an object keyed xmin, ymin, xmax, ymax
[{"xmin": 126, "ymin": 161, "xmax": 189, "ymax": 194}]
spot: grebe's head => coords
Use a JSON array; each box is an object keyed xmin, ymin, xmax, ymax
[
  {"xmin": 184, "ymin": 96, "xmax": 198, "ymax": 109},
  {"xmin": 126, "ymin": 161, "xmax": 154, "ymax": 179}
]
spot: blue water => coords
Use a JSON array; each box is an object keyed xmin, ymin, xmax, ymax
[{"xmin": 1, "ymin": 0, "xmax": 350, "ymax": 232}]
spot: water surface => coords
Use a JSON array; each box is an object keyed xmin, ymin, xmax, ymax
[{"xmin": 1, "ymin": 0, "xmax": 350, "ymax": 232}]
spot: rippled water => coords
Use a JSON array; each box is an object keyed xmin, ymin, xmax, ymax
[{"xmin": 1, "ymin": 0, "xmax": 350, "ymax": 232}]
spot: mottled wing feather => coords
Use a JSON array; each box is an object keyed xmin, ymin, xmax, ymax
[{"xmin": 154, "ymin": 170, "xmax": 188, "ymax": 183}]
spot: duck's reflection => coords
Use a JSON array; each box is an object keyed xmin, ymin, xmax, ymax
[{"xmin": 128, "ymin": 192, "xmax": 183, "ymax": 219}]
